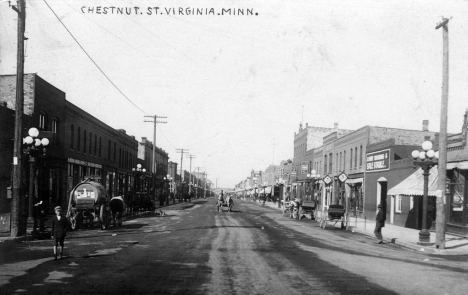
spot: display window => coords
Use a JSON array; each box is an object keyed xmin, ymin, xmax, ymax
[{"xmin": 448, "ymin": 169, "xmax": 467, "ymax": 225}]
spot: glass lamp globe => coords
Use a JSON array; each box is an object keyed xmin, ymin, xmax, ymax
[
  {"xmin": 41, "ymin": 138, "xmax": 49, "ymax": 146},
  {"xmin": 426, "ymin": 150, "xmax": 435, "ymax": 159},
  {"xmin": 307, "ymin": 173, "xmax": 311, "ymax": 178},
  {"xmin": 28, "ymin": 127, "xmax": 39, "ymax": 137},
  {"xmin": 435, "ymin": 151, "xmax": 440, "ymax": 159},
  {"xmin": 137, "ymin": 164, "xmax": 142, "ymax": 169},
  {"xmin": 24, "ymin": 136, "xmax": 34, "ymax": 144},
  {"xmin": 34, "ymin": 139, "xmax": 41, "ymax": 146},
  {"xmin": 142, "ymin": 168, "xmax": 146, "ymax": 172},
  {"xmin": 311, "ymin": 169, "xmax": 317, "ymax": 175},
  {"xmin": 422, "ymin": 141, "xmax": 433, "ymax": 151},
  {"xmin": 411, "ymin": 150, "xmax": 420, "ymax": 159},
  {"xmin": 418, "ymin": 151, "xmax": 426, "ymax": 160}
]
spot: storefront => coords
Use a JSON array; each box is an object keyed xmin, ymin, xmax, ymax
[
  {"xmin": 446, "ymin": 162, "xmax": 468, "ymax": 235},
  {"xmin": 345, "ymin": 177, "xmax": 364, "ymax": 217}
]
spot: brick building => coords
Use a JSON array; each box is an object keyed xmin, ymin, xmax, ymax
[{"xmin": 0, "ymin": 74, "xmax": 167, "ymax": 233}]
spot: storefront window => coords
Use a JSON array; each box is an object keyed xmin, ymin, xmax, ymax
[{"xmin": 448, "ymin": 169, "xmax": 466, "ymax": 225}]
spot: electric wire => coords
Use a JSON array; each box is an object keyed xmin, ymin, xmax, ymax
[{"xmin": 43, "ymin": 0, "xmax": 148, "ymax": 115}]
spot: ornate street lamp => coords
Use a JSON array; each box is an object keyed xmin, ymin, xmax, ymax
[
  {"xmin": 132, "ymin": 164, "xmax": 146, "ymax": 194},
  {"xmin": 23, "ymin": 127, "xmax": 49, "ymax": 235},
  {"xmin": 306, "ymin": 170, "xmax": 321, "ymax": 203},
  {"xmin": 411, "ymin": 140, "xmax": 439, "ymax": 245}
]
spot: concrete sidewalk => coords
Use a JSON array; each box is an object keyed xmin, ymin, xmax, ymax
[{"xmin": 255, "ymin": 199, "xmax": 468, "ymax": 256}]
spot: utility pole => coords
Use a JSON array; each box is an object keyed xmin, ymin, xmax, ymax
[
  {"xmin": 195, "ymin": 167, "xmax": 202, "ymax": 198},
  {"xmin": 186, "ymin": 154, "xmax": 196, "ymax": 194},
  {"xmin": 175, "ymin": 148, "xmax": 189, "ymax": 195},
  {"xmin": 435, "ymin": 17, "xmax": 450, "ymax": 249},
  {"xmin": 204, "ymin": 172, "xmax": 207, "ymax": 198},
  {"xmin": 144, "ymin": 115, "xmax": 167, "ymax": 197},
  {"xmin": 10, "ymin": 0, "xmax": 26, "ymax": 237}
]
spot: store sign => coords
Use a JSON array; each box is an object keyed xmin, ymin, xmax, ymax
[
  {"xmin": 338, "ymin": 171, "xmax": 348, "ymax": 183},
  {"xmin": 301, "ymin": 161, "xmax": 308, "ymax": 174},
  {"xmin": 366, "ymin": 149, "xmax": 390, "ymax": 172}
]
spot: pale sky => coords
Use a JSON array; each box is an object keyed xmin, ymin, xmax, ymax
[{"xmin": 1, "ymin": 0, "xmax": 468, "ymax": 188}]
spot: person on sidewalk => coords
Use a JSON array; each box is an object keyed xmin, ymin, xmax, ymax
[
  {"xmin": 51, "ymin": 206, "xmax": 70, "ymax": 260},
  {"xmin": 374, "ymin": 204, "xmax": 385, "ymax": 244}
]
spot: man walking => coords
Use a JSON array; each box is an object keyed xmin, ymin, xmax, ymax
[{"xmin": 374, "ymin": 204, "xmax": 385, "ymax": 244}]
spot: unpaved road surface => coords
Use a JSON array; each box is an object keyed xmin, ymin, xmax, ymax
[{"xmin": 1, "ymin": 198, "xmax": 467, "ymax": 294}]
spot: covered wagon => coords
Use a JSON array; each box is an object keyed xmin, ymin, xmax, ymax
[{"xmin": 66, "ymin": 179, "xmax": 111, "ymax": 230}]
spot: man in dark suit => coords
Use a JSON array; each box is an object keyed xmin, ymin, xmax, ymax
[
  {"xmin": 374, "ymin": 204, "xmax": 385, "ymax": 244},
  {"xmin": 51, "ymin": 206, "xmax": 70, "ymax": 260}
]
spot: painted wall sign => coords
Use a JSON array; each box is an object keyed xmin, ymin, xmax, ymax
[
  {"xmin": 366, "ymin": 149, "xmax": 390, "ymax": 172},
  {"xmin": 301, "ymin": 161, "xmax": 308, "ymax": 174}
]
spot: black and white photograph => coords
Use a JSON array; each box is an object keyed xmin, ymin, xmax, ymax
[{"xmin": 1, "ymin": 0, "xmax": 468, "ymax": 294}]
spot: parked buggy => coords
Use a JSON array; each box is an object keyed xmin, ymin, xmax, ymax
[
  {"xmin": 318, "ymin": 204, "xmax": 349, "ymax": 230},
  {"xmin": 301, "ymin": 200, "xmax": 316, "ymax": 220}
]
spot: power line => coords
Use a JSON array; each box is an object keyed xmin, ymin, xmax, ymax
[{"xmin": 43, "ymin": 0, "xmax": 147, "ymax": 115}]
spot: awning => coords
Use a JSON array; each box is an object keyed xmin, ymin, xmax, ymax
[
  {"xmin": 346, "ymin": 177, "xmax": 363, "ymax": 184},
  {"xmin": 387, "ymin": 166, "xmax": 441, "ymax": 197},
  {"xmin": 447, "ymin": 161, "xmax": 468, "ymax": 170}
]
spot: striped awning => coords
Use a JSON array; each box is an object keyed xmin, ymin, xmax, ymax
[{"xmin": 387, "ymin": 166, "xmax": 441, "ymax": 197}]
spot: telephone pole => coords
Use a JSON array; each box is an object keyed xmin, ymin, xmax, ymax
[
  {"xmin": 186, "ymin": 154, "xmax": 196, "ymax": 194},
  {"xmin": 10, "ymin": 0, "xmax": 27, "ymax": 237},
  {"xmin": 204, "ymin": 171, "xmax": 207, "ymax": 198},
  {"xmin": 175, "ymin": 148, "xmax": 189, "ymax": 192},
  {"xmin": 435, "ymin": 17, "xmax": 450, "ymax": 249},
  {"xmin": 195, "ymin": 167, "xmax": 203, "ymax": 198},
  {"xmin": 144, "ymin": 115, "xmax": 167, "ymax": 196}
]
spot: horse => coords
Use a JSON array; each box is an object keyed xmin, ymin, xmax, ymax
[
  {"xmin": 226, "ymin": 196, "xmax": 234, "ymax": 212},
  {"xmin": 109, "ymin": 196, "xmax": 126, "ymax": 227},
  {"xmin": 289, "ymin": 198, "xmax": 303, "ymax": 219}
]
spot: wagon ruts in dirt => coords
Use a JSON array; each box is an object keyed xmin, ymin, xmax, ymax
[
  {"xmin": 66, "ymin": 179, "xmax": 111, "ymax": 230},
  {"xmin": 318, "ymin": 204, "xmax": 349, "ymax": 230}
]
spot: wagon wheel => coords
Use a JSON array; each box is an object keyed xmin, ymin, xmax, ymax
[
  {"xmin": 321, "ymin": 209, "xmax": 327, "ymax": 229},
  {"xmin": 99, "ymin": 204, "xmax": 107, "ymax": 230},
  {"xmin": 69, "ymin": 216, "xmax": 76, "ymax": 231},
  {"xmin": 345, "ymin": 212, "xmax": 350, "ymax": 231}
]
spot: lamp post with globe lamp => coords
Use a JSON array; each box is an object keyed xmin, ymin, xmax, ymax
[
  {"xmin": 132, "ymin": 164, "xmax": 146, "ymax": 195},
  {"xmin": 23, "ymin": 127, "xmax": 49, "ymax": 235},
  {"xmin": 411, "ymin": 140, "xmax": 439, "ymax": 245},
  {"xmin": 307, "ymin": 170, "xmax": 321, "ymax": 203}
]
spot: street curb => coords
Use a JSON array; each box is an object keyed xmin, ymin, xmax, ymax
[
  {"xmin": 255, "ymin": 200, "xmax": 468, "ymax": 256},
  {"xmin": 0, "ymin": 236, "xmax": 25, "ymax": 246}
]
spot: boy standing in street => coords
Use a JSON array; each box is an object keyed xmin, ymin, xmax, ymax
[
  {"xmin": 374, "ymin": 204, "xmax": 385, "ymax": 244},
  {"xmin": 51, "ymin": 206, "xmax": 69, "ymax": 260}
]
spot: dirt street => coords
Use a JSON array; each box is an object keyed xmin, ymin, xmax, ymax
[{"xmin": 0, "ymin": 198, "xmax": 467, "ymax": 294}]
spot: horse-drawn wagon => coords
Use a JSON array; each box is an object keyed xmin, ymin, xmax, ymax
[
  {"xmin": 66, "ymin": 179, "xmax": 111, "ymax": 230},
  {"xmin": 318, "ymin": 204, "xmax": 349, "ymax": 229},
  {"xmin": 217, "ymin": 196, "xmax": 233, "ymax": 212}
]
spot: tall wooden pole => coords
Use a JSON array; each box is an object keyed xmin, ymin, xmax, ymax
[
  {"xmin": 11, "ymin": 0, "xmax": 26, "ymax": 237},
  {"xmin": 144, "ymin": 115, "xmax": 166, "ymax": 197},
  {"xmin": 435, "ymin": 17, "xmax": 450, "ymax": 249},
  {"xmin": 175, "ymin": 148, "xmax": 189, "ymax": 196}
]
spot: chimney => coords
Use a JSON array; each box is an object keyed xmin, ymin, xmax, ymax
[
  {"xmin": 299, "ymin": 122, "xmax": 303, "ymax": 131},
  {"xmin": 334, "ymin": 122, "xmax": 338, "ymax": 131},
  {"xmin": 422, "ymin": 120, "xmax": 429, "ymax": 131},
  {"xmin": 306, "ymin": 123, "xmax": 308, "ymax": 128}
]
